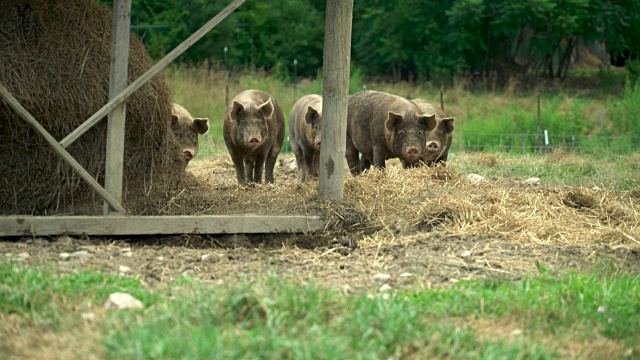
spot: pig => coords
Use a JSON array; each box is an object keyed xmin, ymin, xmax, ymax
[
  {"xmin": 346, "ymin": 91, "xmax": 437, "ymax": 175},
  {"xmin": 171, "ymin": 103, "xmax": 210, "ymax": 164},
  {"xmin": 411, "ymin": 98, "xmax": 455, "ymax": 166},
  {"xmin": 288, "ymin": 94, "xmax": 323, "ymax": 182},
  {"xmin": 223, "ymin": 90, "xmax": 285, "ymax": 184}
]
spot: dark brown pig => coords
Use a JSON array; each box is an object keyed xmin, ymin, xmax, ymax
[
  {"xmin": 412, "ymin": 98, "xmax": 455, "ymax": 166},
  {"xmin": 346, "ymin": 91, "xmax": 437, "ymax": 175},
  {"xmin": 171, "ymin": 103, "xmax": 210, "ymax": 164},
  {"xmin": 288, "ymin": 94, "xmax": 323, "ymax": 182},
  {"xmin": 223, "ymin": 90, "xmax": 285, "ymax": 184}
]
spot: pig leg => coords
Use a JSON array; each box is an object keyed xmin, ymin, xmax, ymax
[
  {"xmin": 244, "ymin": 158, "xmax": 256, "ymax": 183},
  {"xmin": 302, "ymin": 146, "xmax": 315, "ymax": 181},
  {"xmin": 229, "ymin": 151, "xmax": 246, "ymax": 184},
  {"xmin": 360, "ymin": 156, "xmax": 372, "ymax": 173},
  {"xmin": 312, "ymin": 150, "xmax": 320, "ymax": 178},
  {"xmin": 345, "ymin": 134, "xmax": 361, "ymax": 175},
  {"xmin": 291, "ymin": 141, "xmax": 306, "ymax": 182},
  {"xmin": 372, "ymin": 146, "xmax": 387, "ymax": 170},
  {"xmin": 264, "ymin": 147, "xmax": 280, "ymax": 184}
]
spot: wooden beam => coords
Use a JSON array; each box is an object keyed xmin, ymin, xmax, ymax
[
  {"xmin": 0, "ymin": 83, "xmax": 126, "ymax": 214},
  {"xmin": 319, "ymin": 0, "xmax": 353, "ymax": 199},
  {"xmin": 104, "ymin": 0, "xmax": 132, "ymax": 215},
  {"xmin": 0, "ymin": 215, "xmax": 325, "ymax": 236},
  {"xmin": 59, "ymin": 0, "xmax": 246, "ymax": 148}
]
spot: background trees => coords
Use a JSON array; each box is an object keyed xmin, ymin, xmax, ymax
[{"xmin": 99, "ymin": 0, "xmax": 640, "ymax": 84}]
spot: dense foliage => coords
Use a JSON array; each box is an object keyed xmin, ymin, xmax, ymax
[{"xmin": 99, "ymin": 0, "xmax": 640, "ymax": 83}]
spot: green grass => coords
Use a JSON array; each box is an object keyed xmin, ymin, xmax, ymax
[
  {"xmin": 2, "ymin": 262, "xmax": 638, "ymax": 359},
  {"xmin": 166, "ymin": 65, "xmax": 639, "ymax": 157}
]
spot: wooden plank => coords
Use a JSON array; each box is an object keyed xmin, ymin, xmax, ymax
[
  {"xmin": 0, "ymin": 215, "xmax": 325, "ymax": 236},
  {"xmin": 319, "ymin": 0, "xmax": 353, "ymax": 199},
  {"xmin": 59, "ymin": 0, "xmax": 246, "ymax": 148},
  {"xmin": 104, "ymin": 0, "xmax": 132, "ymax": 215},
  {"xmin": 0, "ymin": 83, "xmax": 126, "ymax": 214}
]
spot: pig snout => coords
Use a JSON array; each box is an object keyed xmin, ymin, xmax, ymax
[
  {"xmin": 248, "ymin": 137, "xmax": 261, "ymax": 148},
  {"xmin": 405, "ymin": 147, "xmax": 420, "ymax": 159},
  {"xmin": 183, "ymin": 150, "xmax": 194, "ymax": 161},
  {"xmin": 425, "ymin": 141, "xmax": 440, "ymax": 153}
]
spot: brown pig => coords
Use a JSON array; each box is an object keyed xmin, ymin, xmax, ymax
[
  {"xmin": 223, "ymin": 90, "xmax": 285, "ymax": 184},
  {"xmin": 171, "ymin": 103, "xmax": 210, "ymax": 164},
  {"xmin": 346, "ymin": 91, "xmax": 437, "ymax": 175},
  {"xmin": 411, "ymin": 98, "xmax": 455, "ymax": 166},
  {"xmin": 288, "ymin": 94, "xmax": 323, "ymax": 182}
]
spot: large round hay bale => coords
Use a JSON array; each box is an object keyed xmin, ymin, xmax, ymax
[{"xmin": 0, "ymin": 0, "xmax": 183, "ymax": 215}]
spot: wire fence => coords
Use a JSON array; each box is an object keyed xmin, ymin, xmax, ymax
[{"xmin": 452, "ymin": 133, "xmax": 640, "ymax": 154}]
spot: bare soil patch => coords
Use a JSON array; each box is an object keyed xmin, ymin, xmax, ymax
[{"xmin": 2, "ymin": 153, "xmax": 639, "ymax": 292}]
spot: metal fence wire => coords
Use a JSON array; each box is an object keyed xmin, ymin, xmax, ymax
[{"xmin": 453, "ymin": 133, "xmax": 640, "ymax": 153}]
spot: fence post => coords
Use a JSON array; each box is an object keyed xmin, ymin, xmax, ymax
[{"xmin": 440, "ymin": 88, "xmax": 444, "ymax": 112}]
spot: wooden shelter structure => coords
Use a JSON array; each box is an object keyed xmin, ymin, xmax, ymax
[{"xmin": 0, "ymin": 0, "xmax": 353, "ymax": 237}]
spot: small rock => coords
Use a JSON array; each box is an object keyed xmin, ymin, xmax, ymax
[
  {"xmin": 399, "ymin": 272, "xmax": 413, "ymax": 277},
  {"xmin": 466, "ymin": 173, "xmax": 485, "ymax": 184},
  {"xmin": 104, "ymin": 292, "xmax": 143, "ymax": 311},
  {"xmin": 524, "ymin": 177, "xmax": 541, "ymax": 186},
  {"xmin": 156, "ymin": 256, "xmax": 164, "ymax": 261},
  {"xmin": 118, "ymin": 265, "xmax": 131, "ymax": 274},
  {"xmin": 371, "ymin": 273, "xmax": 391, "ymax": 282},
  {"xmin": 69, "ymin": 250, "xmax": 92, "ymax": 260},
  {"xmin": 59, "ymin": 252, "xmax": 71, "ymax": 260},
  {"xmin": 449, "ymin": 278, "xmax": 459, "ymax": 283},
  {"xmin": 81, "ymin": 312, "xmax": 96, "ymax": 321},
  {"xmin": 378, "ymin": 284, "xmax": 392, "ymax": 292},
  {"xmin": 120, "ymin": 251, "xmax": 133, "ymax": 258},
  {"xmin": 201, "ymin": 253, "xmax": 221, "ymax": 263},
  {"xmin": 509, "ymin": 329, "xmax": 523, "ymax": 336},
  {"xmin": 460, "ymin": 250, "xmax": 472, "ymax": 258}
]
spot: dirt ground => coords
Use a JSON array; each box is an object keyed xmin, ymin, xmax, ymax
[{"xmin": 2, "ymin": 153, "xmax": 639, "ymax": 293}]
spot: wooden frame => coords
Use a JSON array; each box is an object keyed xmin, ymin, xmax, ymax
[{"xmin": 0, "ymin": 0, "xmax": 352, "ymax": 236}]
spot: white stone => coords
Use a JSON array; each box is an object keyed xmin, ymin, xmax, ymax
[
  {"xmin": 399, "ymin": 272, "xmax": 413, "ymax": 277},
  {"xmin": 69, "ymin": 251, "xmax": 92, "ymax": 260},
  {"xmin": 59, "ymin": 252, "xmax": 71, "ymax": 260},
  {"xmin": 466, "ymin": 174, "xmax": 485, "ymax": 184},
  {"xmin": 449, "ymin": 278, "xmax": 459, "ymax": 283},
  {"xmin": 118, "ymin": 265, "xmax": 131, "ymax": 274},
  {"xmin": 104, "ymin": 292, "xmax": 143, "ymax": 311},
  {"xmin": 201, "ymin": 253, "xmax": 221, "ymax": 263},
  {"xmin": 371, "ymin": 273, "xmax": 391, "ymax": 282},
  {"xmin": 524, "ymin": 177, "xmax": 541, "ymax": 185},
  {"xmin": 378, "ymin": 284, "xmax": 392, "ymax": 292}
]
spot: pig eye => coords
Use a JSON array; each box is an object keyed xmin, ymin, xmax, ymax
[
  {"xmin": 418, "ymin": 130, "xmax": 424, "ymax": 136},
  {"xmin": 398, "ymin": 130, "xmax": 405, "ymax": 137},
  {"xmin": 313, "ymin": 125, "xmax": 319, "ymax": 131}
]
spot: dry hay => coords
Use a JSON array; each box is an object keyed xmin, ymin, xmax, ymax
[
  {"xmin": 0, "ymin": 0, "xmax": 182, "ymax": 215},
  {"xmin": 160, "ymin": 154, "xmax": 640, "ymax": 259}
]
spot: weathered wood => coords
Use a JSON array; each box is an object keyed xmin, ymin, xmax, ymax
[
  {"xmin": 319, "ymin": 0, "xmax": 353, "ymax": 199},
  {"xmin": 59, "ymin": 0, "xmax": 246, "ymax": 148},
  {"xmin": 0, "ymin": 83, "xmax": 126, "ymax": 214},
  {"xmin": 104, "ymin": 0, "xmax": 131, "ymax": 215},
  {"xmin": 0, "ymin": 215, "xmax": 325, "ymax": 236}
]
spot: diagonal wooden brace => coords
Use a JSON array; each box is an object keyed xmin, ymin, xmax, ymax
[{"xmin": 0, "ymin": 82, "xmax": 126, "ymax": 214}]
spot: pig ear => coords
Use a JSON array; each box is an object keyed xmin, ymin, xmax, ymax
[
  {"xmin": 441, "ymin": 117, "xmax": 455, "ymax": 134},
  {"xmin": 259, "ymin": 98, "xmax": 275, "ymax": 119},
  {"xmin": 418, "ymin": 113, "xmax": 438, "ymax": 132},
  {"xmin": 194, "ymin": 118, "xmax": 210, "ymax": 135},
  {"xmin": 385, "ymin": 112, "xmax": 404, "ymax": 132},
  {"xmin": 304, "ymin": 106, "xmax": 319, "ymax": 124},
  {"xmin": 229, "ymin": 100, "xmax": 244, "ymax": 122},
  {"xmin": 171, "ymin": 114, "xmax": 180, "ymax": 129}
]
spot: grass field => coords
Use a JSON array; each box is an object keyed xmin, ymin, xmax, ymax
[
  {"xmin": 2, "ymin": 69, "xmax": 640, "ymax": 359},
  {"xmin": 165, "ymin": 65, "xmax": 640, "ymax": 156}
]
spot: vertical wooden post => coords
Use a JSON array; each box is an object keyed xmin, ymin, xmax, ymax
[
  {"xmin": 104, "ymin": 0, "xmax": 132, "ymax": 215},
  {"xmin": 536, "ymin": 92, "xmax": 541, "ymax": 152},
  {"xmin": 440, "ymin": 88, "xmax": 444, "ymax": 111},
  {"xmin": 319, "ymin": 0, "xmax": 353, "ymax": 199}
]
